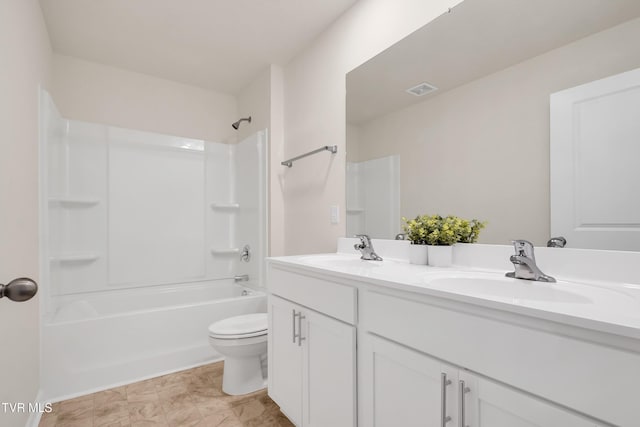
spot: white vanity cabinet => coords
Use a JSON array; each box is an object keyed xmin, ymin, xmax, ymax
[
  {"xmin": 267, "ymin": 264, "xmax": 357, "ymax": 427},
  {"xmin": 360, "ymin": 333, "xmax": 459, "ymax": 427},
  {"xmin": 268, "ymin": 295, "xmax": 303, "ymax": 425},
  {"xmin": 459, "ymin": 371, "xmax": 600, "ymax": 427},
  {"xmin": 361, "ymin": 289, "xmax": 614, "ymax": 427},
  {"xmin": 267, "ymin": 257, "xmax": 634, "ymax": 427},
  {"xmin": 361, "ymin": 334, "xmax": 600, "ymax": 427}
]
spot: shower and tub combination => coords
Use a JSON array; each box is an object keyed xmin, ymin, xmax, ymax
[{"xmin": 38, "ymin": 91, "xmax": 268, "ymax": 400}]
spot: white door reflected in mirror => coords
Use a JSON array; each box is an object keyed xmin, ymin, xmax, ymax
[{"xmin": 551, "ymin": 67, "xmax": 640, "ymax": 251}]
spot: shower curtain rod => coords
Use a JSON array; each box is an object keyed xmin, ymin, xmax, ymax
[{"xmin": 281, "ymin": 145, "xmax": 338, "ymax": 168}]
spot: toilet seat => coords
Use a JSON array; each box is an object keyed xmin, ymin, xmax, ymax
[
  {"xmin": 208, "ymin": 334, "xmax": 267, "ymax": 347},
  {"xmin": 208, "ymin": 313, "xmax": 267, "ymax": 339}
]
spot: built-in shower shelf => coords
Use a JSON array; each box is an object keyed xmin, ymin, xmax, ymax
[
  {"xmin": 211, "ymin": 248, "xmax": 240, "ymax": 255},
  {"xmin": 210, "ymin": 202, "xmax": 240, "ymax": 210},
  {"xmin": 346, "ymin": 207, "xmax": 365, "ymax": 213},
  {"xmin": 50, "ymin": 253, "xmax": 100, "ymax": 263},
  {"xmin": 49, "ymin": 197, "xmax": 101, "ymax": 207}
]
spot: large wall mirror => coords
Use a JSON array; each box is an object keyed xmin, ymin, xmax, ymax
[{"xmin": 346, "ymin": 0, "xmax": 640, "ymax": 250}]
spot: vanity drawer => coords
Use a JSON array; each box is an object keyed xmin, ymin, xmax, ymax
[
  {"xmin": 267, "ymin": 264, "xmax": 357, "ymax": 325},
  {"xmin": 361, "ymin": 289, "xmax": 637, "ymax": 426}
]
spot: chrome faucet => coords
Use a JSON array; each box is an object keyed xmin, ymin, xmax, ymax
[
  {"xmin": 354, "ymin": 234, "xmax": 383, "ymax": 261},
  {"xmin": 547, "ymin": 236, "xmax": 567, "ymax": 248},
  {"xmin": 505, "ymin": 240, "xmax": 555, "ymax": 283}
]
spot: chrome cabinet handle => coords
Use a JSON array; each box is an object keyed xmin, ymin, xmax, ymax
[
  {"xmin": 458, "ymin": 380, "xmax": 470, "ymax": 427},
  {"xmin": 292, "ymin": 310, "xmax": 299, "ymax": 343},
  {"xmin": 297, "ymin": 313, "xmax": 306, "ymax": 346},
  {"xmin": 441, "ymin": 373, "xmax": 452, "ymax": 426},
  {"xmin": 0, "ymin": 278, "xmax": 38, "ymax": 302}
]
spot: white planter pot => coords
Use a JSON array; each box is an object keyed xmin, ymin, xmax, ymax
[
  {"xmin": 427, "ymin": 245, "xmax": 453, "ymax": 267},
  {"xmin": 408, "ymin": 244, "xmax": 428, "ymax": 265}
]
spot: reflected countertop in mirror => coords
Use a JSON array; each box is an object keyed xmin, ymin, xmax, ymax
[{"xmin": 345, "ymin": 0, "xmax": 640, "ymax": 250}]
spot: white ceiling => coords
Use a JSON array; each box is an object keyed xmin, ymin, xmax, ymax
[
  {"xmin": 39, "ymin": 0, "xmax": 357, "ymax": 94},
  {"xmin": 347, "ymin": 0, "xmax": 640, "ymax": 124}
]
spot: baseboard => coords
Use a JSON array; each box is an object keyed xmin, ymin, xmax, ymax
[
  {"xmin": 44, "ymin": 355, "xmax": 223, "ymax": 403},
  {"xmin": 24, "ymin": 390, "xmax": 48, "ymax": 427}
]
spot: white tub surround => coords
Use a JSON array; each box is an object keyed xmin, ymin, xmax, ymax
[
  {"xmin": 267, "ymin": 240, "xmax": 640, "ymax": 427},
  {"xmin": 40, "ymin": 91, "xmax": 267, "ymax": 300},
  {"xmin": 39, "ymin": 90, "xmax": 269, "ymax": 401},
  {"xmin": 42, "ymin": 281, "xmax": 266, "ymax": 401}
]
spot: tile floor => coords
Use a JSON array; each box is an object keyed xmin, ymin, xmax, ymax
[{"xmin": 39, "ymin": 361, "xmax": 294, "ymax": 427}]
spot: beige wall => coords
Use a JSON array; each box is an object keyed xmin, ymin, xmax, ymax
[
  {"xmin": 51, "ymin": 54, "xmax": 237, "ymax": 142},
  {"xmin": 0, "ymin": 1, "xmax": 51, "ymax": 426},
  {"xmin": 353, "ymin": 17, "xmax": 640, "ymax": 246},
  {"xmin": 282, "ymin": 0, "xmax": 463, "ymax": 255},
  {"xmin": 268, "ymin": 66, "xmax": 286, "ymax": 257},
  {"xmin": 237, "ymin": 68, "xmax": 271, "ymax": 141}
]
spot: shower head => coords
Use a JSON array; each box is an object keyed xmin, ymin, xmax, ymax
[{"xmin": 232, "ymin": 116, "xmax": 252, "ymax": 130}]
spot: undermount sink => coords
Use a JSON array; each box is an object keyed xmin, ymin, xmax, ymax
[
  {"xmin": 426, "ymin": 275, "xmax": 593, "ymax": 304},
  {"xmin": 293, "ymin": 254, "xmax": 426, "ymax": 278},
  {"xmin": 294, "ymin": 254, "xmax": 384, "ymax": 273},
  {"xmin": 421, "ymin": 272, "xmax": 640, "ymax": 316}
]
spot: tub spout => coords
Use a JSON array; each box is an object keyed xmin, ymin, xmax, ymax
[{"xmin": 234, "ymin": 275, "xmax": 249, "ymax": 282}]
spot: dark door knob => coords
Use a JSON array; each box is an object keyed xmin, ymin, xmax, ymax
[{"xmin": 0, "ymin": 278, "xmax": 38, "ymax": 302}]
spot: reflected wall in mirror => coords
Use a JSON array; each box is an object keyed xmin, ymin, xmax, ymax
[{"xmin": 346, "ymin": 0, "xmax": 640, "ymax": 249}]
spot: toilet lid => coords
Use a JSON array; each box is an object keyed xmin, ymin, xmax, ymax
[{"xmin": 208, "ymin": 313, "xmax": 268, "ymax": 338}]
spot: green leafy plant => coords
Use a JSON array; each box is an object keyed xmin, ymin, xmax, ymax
[
  {"xmin": 402, "ymin": 214, "xmax": 486, "ymax": 246},
  {"xmin": 401, "ymin": 215, "xmax": 429, "ymax": 245}
]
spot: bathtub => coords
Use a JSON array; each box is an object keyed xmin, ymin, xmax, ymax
[{"xmin": 41, "ymin": 280, "xmax": 266, "ymax": 401}]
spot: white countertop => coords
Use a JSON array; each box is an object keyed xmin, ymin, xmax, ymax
[{"xmin": 268, "ymin": 252, "xmax": 640, "ymax": 341}]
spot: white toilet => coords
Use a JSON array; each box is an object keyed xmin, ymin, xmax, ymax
[{"xmin": 208, "ymin": 313, "xmax": 268, "ymax": 395}]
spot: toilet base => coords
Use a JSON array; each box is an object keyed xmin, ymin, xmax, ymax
[
  {"xmin": 208, "ymin": 314, "xmax": 268, "ymax": 396},
  {"xmin": 222, "ymin": 355, "xmax": 267, "ymax": 395}
]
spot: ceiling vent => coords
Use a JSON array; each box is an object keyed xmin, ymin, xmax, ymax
[{"xmin": 405, "ymin": 82, "xmax": 438, "ymax": 97}]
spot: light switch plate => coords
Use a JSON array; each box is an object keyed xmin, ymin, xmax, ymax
[{"xmin": 330, "ymin": 205, "xmax": 340, "ymax": 224}]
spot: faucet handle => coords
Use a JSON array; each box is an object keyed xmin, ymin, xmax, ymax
[
  {"xmin": 353, "ymin": 234, "xmax": 383, "ymax": 261},
  {"xmin": 547, "ymin": 236, "xmax": 567, "ymax": 248},
  {"xmin": 511, "ymin": 239, "xmax": 535, "ymax": 258},
  {"xmin": 354, "ymin": 234, "xmax": 371, "ymax": 247}
]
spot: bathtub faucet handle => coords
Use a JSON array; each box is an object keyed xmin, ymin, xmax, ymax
[{"xmin": 240, "ymin": 245, "xmax": 251, "ymax": 262}]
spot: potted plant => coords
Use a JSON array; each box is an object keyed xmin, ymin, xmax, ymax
[
  {"xmin": 402, "ymin": 215, "xmax": 430, "ymax": 264},
  {"xmin": 402, "ymin": 215, "xmax": 486, "ymax": 266}
]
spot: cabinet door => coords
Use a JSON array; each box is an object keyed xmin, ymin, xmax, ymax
[
  {"xmin": 268, "ymin": 295, "xmax": 302, "ymax": 426},
  {"xmin": 302, "ymin": 309, "xmax": 356, "ymax": 427},
  {"xmin": 364, "ymin": 334, "xmax": 458, "ymax": 427},
  {"xmin": 459, "ymin": 371, "xmax": 602, "ymax": 427}
]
